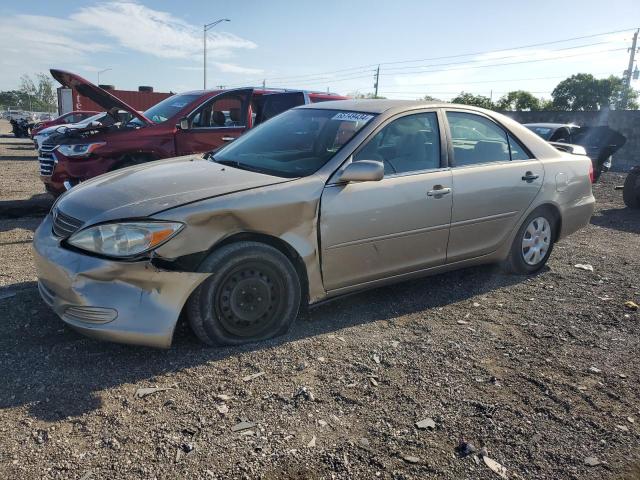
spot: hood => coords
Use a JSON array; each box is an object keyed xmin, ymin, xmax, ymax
[
  {"xmin": 38, "ymin": 122, "xmax": 77, "ymax": 137},
  {"xmin": 50, "ymin": 69, "xmax": 151, "ymax": 125},
  {"xmin": 38, "ymin": 114, "xmax": 108, "ymax": 138},
  {"xmin": 56, "ymin": 156, "xmax": 292, "ymax": 225}
]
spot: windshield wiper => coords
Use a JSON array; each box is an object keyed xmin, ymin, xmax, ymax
[{"xmin": 213, "ymin": 158, "xmax": 270, "ymax": 175}]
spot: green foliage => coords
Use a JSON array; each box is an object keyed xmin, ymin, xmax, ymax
[
  {"xmin": 496, "ymin": 90, "xmax": 541, "ymax": 111},
  {"xmin": 0, "ymin": 73, "xmax": 57, "ymax": 112},
  {"xmin": 450, "ymin": 92, "xmax": 494, "ymax": 109},
  {"xmin": 347, "ymin": 90, "xmax": 386, "ymax": 99},
  {"xmin": 551, "ymin": 73, "xmax": 638, "ymax": 111}
]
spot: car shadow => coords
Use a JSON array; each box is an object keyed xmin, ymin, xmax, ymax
[
  {"xmin": 1, "ymin": 141, "xmax": 35, "ymax": 147},
  {"xmin": 0, "ymin": 194, "xmax": 53, "ymax": 223},
  {"xmin": 590, "ymin": 207, "xmax": 640, "ymax": 234},
  {"xmin": 0, "ymin": 264, "xmax": 531, "ymax": 422},
  {"xmin": 0, "ymin": 155, "xmax": 37, "ymax": 161}
]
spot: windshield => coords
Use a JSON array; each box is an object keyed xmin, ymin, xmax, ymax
[
  {"xmin": 130, "ymin": 93, "xmax": 201, "ymax": 125},
  {"xmin": 77, "ymin": 113, "xmax": 106, "ymax": 125},
  {"xmin": 525, "ymin": 125, "xmax": 553, "ymax": 140},
  {"xmin": 211, "ymin": 109, "xmax": 376, "ymax": 178}
]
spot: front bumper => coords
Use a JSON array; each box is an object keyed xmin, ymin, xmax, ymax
[{"xmin": 33, "ymin": 215, "xmax": 210, "ymax": 348}]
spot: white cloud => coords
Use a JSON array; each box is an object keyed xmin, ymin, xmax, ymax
[
  {"xmin": 212, "ymin": 62, "xmax": 263, "ymax": 75},
  {"xmin": 0, "ymin": 2, "xmax": 260, "ymax": 90},
  {"xmin": 71, "ymin": 2, "xmax": 256, "ymax": 60},
  {"xmin": 0, "ymin": 14, "xmax": 111, "ymax": 89}
]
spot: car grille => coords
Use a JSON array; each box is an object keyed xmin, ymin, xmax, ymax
[
  {"xmin": 39, "ymin": 142, "xmax": 57, "ymax": 176},
  {"xmin": 52, "ymin": 208, "xmax": 84, "ymax": 238}
]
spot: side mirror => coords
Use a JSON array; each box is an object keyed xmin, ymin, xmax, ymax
[
  {"xmin": 90, "ymin": 121, "xmax": 102, "ymax": 127},
  {"xmin": 336, "ymin": 160, "xmax": 384, "ymax": 183},
  {"xmin": 177, "ymin": 118, "xmax": 189, "ymax": 130}
]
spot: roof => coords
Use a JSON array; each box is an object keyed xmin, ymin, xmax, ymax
[
  {"xmin": 295, "ymin": 99, "xmax": 501, "ymax": 115},
  {"xmin": 179, "ymin": 87, "xmax": 344, "ymax": 97},
  {"xmin": 523, "ymin": 122, "xmax": 579, "ymax": 129}
]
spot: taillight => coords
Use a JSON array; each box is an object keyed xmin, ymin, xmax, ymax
[{"xmin": 588, "ymin": 162, "xmax": 595, "ymax": 183}]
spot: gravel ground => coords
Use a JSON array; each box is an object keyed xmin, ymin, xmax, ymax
[
  {"xmin": 0, "ymin": 120, "xmax": 50, "ymax": 206},
  {"xmin": 0, "ymin": 128, "xmax": 639, "ymax": 479}
]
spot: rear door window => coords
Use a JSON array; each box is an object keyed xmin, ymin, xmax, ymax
[
  {"xmin": 447, "ymin": 112, "xmax": 510, "ymax": 166},
  {"xmin": 254, "ymin": 92, "xmax": 307, "ymax": 125}
]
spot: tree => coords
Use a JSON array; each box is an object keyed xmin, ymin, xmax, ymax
[
  {"xmin": 421, "ymin": 94, "xmax": 441, "ymax": 102},
  {"xmin": 450, "ymin": 92, "xmax": 494, "ymax": 109},
  {"xmin": 551, "ymin": 73, "xmax": 638, "ymax": 111},
  {"xmin": 0, "ymin": 73, "xmax": 58, "ymax": 112},
  {"xmin": 496, "ymin": 90, "xmax": 541, "ymax": 111},
  {"xmin": 347, "ymin": 90, "xmax": 386, "ymax": 99}
]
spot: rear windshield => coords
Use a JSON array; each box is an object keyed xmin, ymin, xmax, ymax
[
  {"xmin": 525, "ymin": 125, "xmax": 553, "ymax": 140},
  {"xmin": 211, "ymin": 109, "xmax": 375, "ymax": 178},
  {"xmin": 133, "ymin": 93, "xmax": 201, "ymax": 125}
]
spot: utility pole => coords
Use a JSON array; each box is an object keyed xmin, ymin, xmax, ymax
[
  {"xmin": 373, "ymin": 65, "xmax": 380, "ymax": 98},
  {"xmin": 203, "ymin": 18, "xmax": 231, "ymax": 90},
  {"xmin": 262, "ymin": 79, "xmax": 265, "ymax": 89},
  {"xmin": 622, "ymin": 28, "xmax": 639, "ymax": 109}
]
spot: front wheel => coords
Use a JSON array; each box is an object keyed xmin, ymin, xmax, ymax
[
  {"xmin": 187, "ymin": 241, "xmax": 301, "ymax": 346},
  {"xmin": 505, "ymin": 208, "xmax": 556, "ymax": 274}
]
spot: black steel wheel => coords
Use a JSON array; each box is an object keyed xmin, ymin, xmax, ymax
[{"xmin": 187, "ymin": 241, "xmax": 301, "ymax": 346}]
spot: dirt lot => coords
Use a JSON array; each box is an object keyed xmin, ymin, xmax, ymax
[{"xmin": 0, "ymin": 121, "xmax": 638, "ymax": 480}]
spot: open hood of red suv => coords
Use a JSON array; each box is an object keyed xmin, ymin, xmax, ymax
[{"xmin": 50, "ymin": 69, "xmax": 152, "ymax": 125}]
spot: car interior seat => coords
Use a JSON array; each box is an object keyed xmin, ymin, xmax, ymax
[
  {"xmin": 212, "ymin": 111, "xmax": 226, "ymax": 127},
  {"xmin": 472, "ymin": 140, "xmax": 509, "ymax": 164},
  {"xmin": 228, "ymin": 108, "xmax": 242, "ymax": 126}
]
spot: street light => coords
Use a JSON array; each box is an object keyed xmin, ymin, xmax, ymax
[
  {"xmin": 97, "ymin": 68, "xmax": 112, "ymax": 84},
  {"xmin": 203, "ymin": 18, "xmax": 230, "ymax": 90}
]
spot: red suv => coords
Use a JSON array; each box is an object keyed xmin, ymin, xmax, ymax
[
  {"xmin": 40, "ymin": 70, "xmax": 346, "ymax": 196},
  {"xmin": 31, "ymin": 110, "xmax": 100, "ymax": 137}
]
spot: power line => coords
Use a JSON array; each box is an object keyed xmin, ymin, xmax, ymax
[
  {"xmin": 243, "ymin": 41, "xmax": 625, "ymax": 89},
  {"xmin": 264, "ymin": 48, "xmax": 624, "ymax": 91},
  {"xmin": 379, "ymin": 47, "xmax": 627, "ymax": 77},
  {"xmin": 239, "ymin": 27, "xmax": 636, "ymax": 84},
  {"xmin": 378, "ymin": 72, "xmax": 614, "ymax": 88},
  {"xmin": 380, "ymin": 40, "xmax": 621, "ymax": 73}
]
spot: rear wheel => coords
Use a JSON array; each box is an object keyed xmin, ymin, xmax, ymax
[
  {"xmin": 187, "ymin": 241, "xmax": 301, "ymax": 346},
  {"xmin": 505, "ymin": 208, "xmax": 556, "ymax": 274},
  {"xmin": 623, "ymin": 168, "xmax": 640, "ymax": 209}
]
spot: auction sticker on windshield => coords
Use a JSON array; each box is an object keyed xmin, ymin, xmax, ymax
[{"xmin": 332, "ymin": 112, "xmax": 374, "ymax": 122}]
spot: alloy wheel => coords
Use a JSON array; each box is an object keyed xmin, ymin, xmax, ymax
[{"xmin": 521, "ymin": 216, "xmax": 551, "ymax": 266}]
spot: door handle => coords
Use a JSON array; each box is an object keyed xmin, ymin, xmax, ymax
[
  {"xmin": 522, "ymin": 171, "xmax": 539, "ymax": 182},
  {"xmin": 427, "ymin": 186, "xmax": 452, "ymax": 197},
  {"xmin": 222, "ymin": 136, "xmax": 237, "ymax": 142}
]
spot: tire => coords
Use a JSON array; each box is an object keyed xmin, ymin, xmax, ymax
[
  {"xmin": 623, "ymin": 168, "xmax": 640, "ymax": 209},
  {"xmin": 187, "ymin": 241, "xmax": 301, "ymax": 346},
  {"xmin": 504, "ymin": 207, "xmax": 556, "ymax": 275}
]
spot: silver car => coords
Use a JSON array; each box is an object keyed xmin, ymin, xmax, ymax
[{"xmin": 33, "ymin": 100, "xmax": 595, "ymax": 348}]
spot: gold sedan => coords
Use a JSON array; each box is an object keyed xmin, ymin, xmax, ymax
[{"xmin": 34, "ymin": 100, "xmax": 595, "ymax": 348}]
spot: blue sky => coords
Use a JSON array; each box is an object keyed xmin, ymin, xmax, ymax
[{"xmin": 1, "ymin": 0, "xmax": 639, "ymax": 101}]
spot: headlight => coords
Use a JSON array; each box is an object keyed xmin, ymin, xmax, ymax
[
  {"xmin": 68, "ymin": 222, "xmax": 183, "ymax": 257},
  {"xmin": 57, "ymin": 142, "xmax": 105, "ymax": 158}
]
